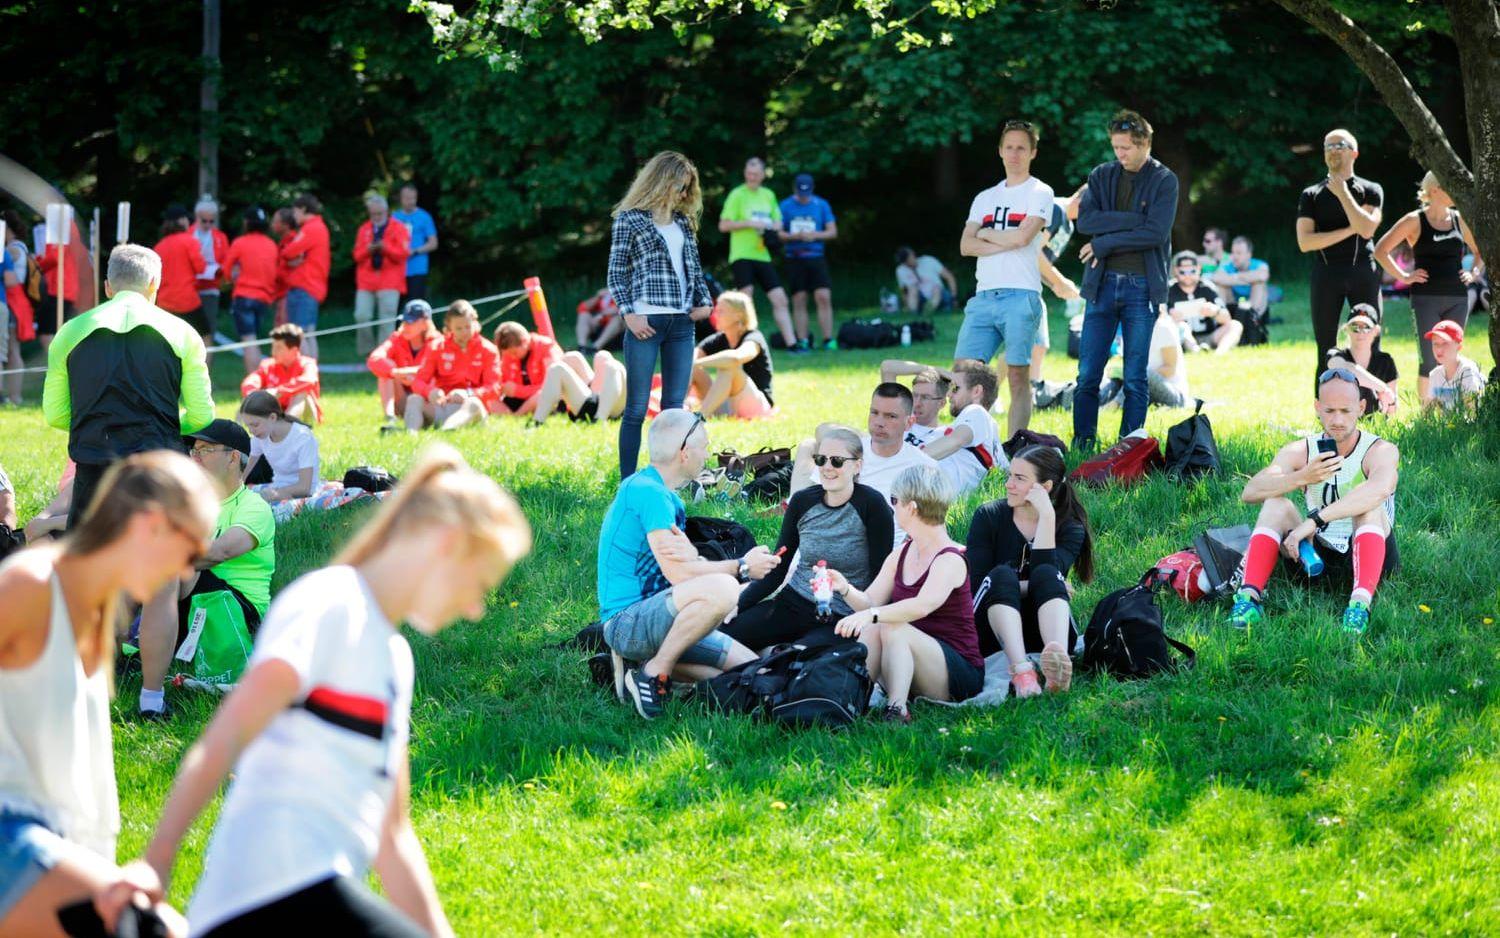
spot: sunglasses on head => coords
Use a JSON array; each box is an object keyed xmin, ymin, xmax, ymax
[
  {"xmin": 1319, "ymin": 367, "xmax": 1359, "ymax": 385},
  {"xmin": 812, "ymin": 454, "xmax": 853, "ymax": 468},
  {"xmin": 1109, "ymin": 119, "xmax": 1145, "ymax": 134},
  {"xmin": 1003, "ymin": 119, "xmax": 1034, "ymax": 131},
  {"xmin": 679, "ymin": 412, "xmax": 705, "ymax": 452}
]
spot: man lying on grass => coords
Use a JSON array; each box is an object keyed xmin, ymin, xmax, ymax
[
  {"xmin": 1227, "ymin": 369, "xmax": 1399, "ymax": 635},
  {"xmin": 598, "ymin": 408, "xmax": 781, "ymax": 719}
]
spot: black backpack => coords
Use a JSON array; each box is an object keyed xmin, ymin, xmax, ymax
[
  {"xmin": 836, "ymin": 319, "xmax": 900, "ymax": 349},
  {"xmin": 1080, "ymin": 570, "xmax": 1196, "ymax": 680},
  {"xmin": 343, "ymin": 465, "xmax": 399, "ymax": 493},
  {"xmin": 1233, "ymin": 300, "xmax": 1269, "ymax": 346},
  {"xmin": 1163, "ymin": 400, "xmax": 1221, "ymax": 480},
  {"xmin": 742, "ymin": 462, "xmax": 793, "ymax": 502},
  {"xmin": 699, "ymin": 639, "xmax": 873, "ymax": 729},
  {"xmin": 684, "ymin": 516, "xmax": 757, "ymax": 562}
]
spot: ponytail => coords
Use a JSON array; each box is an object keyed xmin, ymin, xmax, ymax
[
  {"xmin": 1014, "ymin": 445, "xmax": 1095, "ymax": 583},
  {"xmin": 240, "ymin": 389, "xmax": 309, "ymax": 428}
]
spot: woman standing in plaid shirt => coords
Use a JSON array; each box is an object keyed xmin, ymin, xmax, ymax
[{"xmin": 607, "ymin": 152, "xmax": 715, "ymax": 478}]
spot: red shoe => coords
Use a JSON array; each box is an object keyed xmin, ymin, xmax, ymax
[{"xmin": 1011, "ymin": 664, "xmax": 1042, "ymax": 699}]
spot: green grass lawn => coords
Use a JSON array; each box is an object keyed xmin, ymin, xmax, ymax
[{"xmin": 2, "ymin": 291, "xmax": 1497, "ymax": 935}]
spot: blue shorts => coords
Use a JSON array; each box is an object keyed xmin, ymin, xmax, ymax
[
  {"xmin": 285, "ymin": 288, "xmax": 319, "ymax": 331},
  {"xmin": 231, "ymin": 297, "xmax": 273, "ymax": 337},
  {"xmin": 954, "ymin": 288, "xmax": 1043, "ymax": 366},
  {"xmin": 0, "ymin": 811, "xmax": 64, "ymax": 920},
  {"xmin": 602, "ymin": 589, "xmax": 732, "ymax": 668}
]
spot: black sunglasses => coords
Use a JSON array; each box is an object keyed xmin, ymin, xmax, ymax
[
  {"xmin": 812, "ymin": 454, "xmax": 853, "ymax": 468},
  {"xmin": 1319, "ymin": 367, "xmax": 1359, "ymax": 385},
  {"xmin": 889, "ymin": 494, "xmax": 902, "ymax": 507},
  {"xmin": 1003, "ymin": 119, "xmax": 1034, "ymax": 131},
  {"xmin": 679, "ymin": 412, "xmax": 705, "ymax": 452},
  {"xmin": 1109, "ymin": 118, "xmax": 1146, "ymax": 134}
]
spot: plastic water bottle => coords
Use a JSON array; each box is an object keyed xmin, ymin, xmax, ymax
[
  {"xmin": 1298, "ymin": 540, "xmax": 1325, "ymax": 577},
  {"xmin": 811, "ymin": 561, "xmax": 834, "ymax": 620},
  {"xmin": 900, "ymin": 324, "xmax": 912, "ymax": 347},
  {"xmin": 1064, "ymin": 296, "xmax": 1085, "ymax": 319}
]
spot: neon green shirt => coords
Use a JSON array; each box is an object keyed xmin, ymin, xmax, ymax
[
  {"xmin": 720, "ymin": 184, "xmax": 781, "ymax": 263},
  {"xmin": 212, "ymin": 485, "xmax": 276, "ymax": 614}
]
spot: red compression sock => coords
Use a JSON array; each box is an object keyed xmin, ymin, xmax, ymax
[
  {"xmin": 1352, "ymin": 526, "xmax": 1387, "ymax": 599},
  {"xmin": 1241, "ymin": 527, "xmax": 1281, "ymax": 595}
]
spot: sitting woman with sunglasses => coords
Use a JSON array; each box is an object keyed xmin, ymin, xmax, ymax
[
  {"xmin": 725, "ymin": 427, "xmax": 893, "ymax": 652},
  {"xmin": 1323, "ymin": 304, "xmax": 1398, "ymax": 416}
]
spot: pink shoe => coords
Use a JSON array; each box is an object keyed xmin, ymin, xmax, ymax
[
  {"xmin": 1011, "ymin": 664, "xmax": 1042, "ymax": 699},
  {"xmin": 1041, "ymin": 642, "xmax": 1073, "ymax": 693}
]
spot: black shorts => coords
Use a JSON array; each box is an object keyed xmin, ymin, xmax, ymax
[
  {"xmin": 35, "ymin": 300, "xmax": 79, "ymax": 335},
  {"xmin": 1284, "ymin": 531, "xmax": 1400, "ymax": 590},
  {"xmin": 198, "ymin": 290, "xmax": 222, "ymax": 336},
  {"xmin": 176, "ymin": 569, "xmax": 262, "ymax": 648},
  {"xmin": 937, "ymin": 638, "xmax": 984, "ymax": 703},
  {"xmin": 502, "ymin": 395, "xmax": 527, "ymax": 412},
  {"xmin": 731, "ymin": 258, "xmax": 781, "ymax": 293},
  {"xmin": 200, "ymin": 876, "xmax": 426, "ymax": 937},
  {"xmin": 783, "ymin": 256, "xmax": 831, "ymax": 294},
  {"xmin": 181, "ymin": 305, "xmax": 212, "ymax": 336},
  {"xmin": 567, "ymin": 393, "xmax": 600, "ymax": 423}
]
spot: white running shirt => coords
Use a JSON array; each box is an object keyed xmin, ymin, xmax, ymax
[
  {"xmin": 966, "ymin": 176, "xmax": 1054, "ymax": 294},
  {"xmin": 927, "ymin": 403, "xmax": 1004, "ymax": 495}
]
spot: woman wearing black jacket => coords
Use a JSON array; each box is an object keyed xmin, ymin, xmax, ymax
[
  {"xmin": 724, "ymin": 426, "xmax": 894, "ymax": 651},
  {"xmin": 967, "ymin": 445, "xmax": 1095, "ymax": 698}
]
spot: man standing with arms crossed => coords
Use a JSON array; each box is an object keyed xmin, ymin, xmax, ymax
[
  {"xmin": 1072, "ymin": 110, "xmax": 1180, "ymax": 451},
  {"xmin": 1297, "ymin": 128, "xmax": 1383, "ymax": 389},
  {"xmin": 956, "ymin": 119, "xmax": 1055, "ymax": 438}
]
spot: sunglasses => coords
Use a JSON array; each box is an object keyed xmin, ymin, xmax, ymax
[
  {"xmin": 1324, "ymin": 141, "xmax": 1356, "ymax": 151},
  {"xmin": 812, "ymin": 454, "xmax": 853, "ymax": 468},
  {"xmin": 1003, "ymin": 119, "xmax": 1034, "ymax": 133},
  {"xmin": 190, "ymin": 445, "xmax": 233, "ymax": 459},
  {"xmin": 1347, "ymin": 323, "xmax": 1374, "ymax": 334},
  {"xmin": 167, "ymin": 518, "xmax": 207, "ymax": 567},
  {"xmin": 1318, "ymin": 367, "xmax": 1359, "ymax": 385},
  {"xmin": 1109, "ymin": 119, "xmax": 1146, "ymax": 134},
  {"xmin": 679, "ymin": 412, "xmax": 705, "ymax": 452},
  {"xmin": 889, "ymin": 494, "xmax": 903, "ymax": 508}
]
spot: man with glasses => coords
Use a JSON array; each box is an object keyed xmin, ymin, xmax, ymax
[
  {"xmin": 1071, "ymin": 110, "xmax": 1180, "ymax": 452},
  {"xmin": 1198, "ymin": 227, "xmax": 1231, "ymax": 300},
  {"xmin": 1297, "ymin": 128, "xmax": 1384, "ymax": 388},
  {"xmin": 598, "ymin": 408, "xmax": 781, "ymax": 719},
  {"xmin": 1226, "ymin": 369, "xmax": 1398, "ymax": 635},
  {"xmin": 1168, "ymin": 251, "xmax": 1241, "ymax": 353},
  {"xmin": 957, "ymin": 118, "xmax": 1055, "ymax": 437},
  {"xmin": 136, "ymin": 419, "xmax": 275, "ymax": 719}
]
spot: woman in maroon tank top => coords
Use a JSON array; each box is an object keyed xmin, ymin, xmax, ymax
[{"xmin": 827, "ymin": 465, "xmax": 984, "ymax": 723}]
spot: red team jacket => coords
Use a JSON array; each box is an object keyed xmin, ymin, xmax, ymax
[
  {"xmin": 152, "ymin": 231, "xmax": 207, "ymax": 314},
  {"xmin": 281, "ymin": 215, "xmax": 331, "ymax": 303},
  {"xmin": 499, "ymin": 333, "xmax": 561, "ymax": 401},
  {"xmin": 37, "ymin": 244, "xmax": 81, "ymax": 304},
  {"xmin": 352, "ymin": 220, "xmax": 410, "ymax": 293},
  {"xmin": 241, "ymin": 354, "xmax": 323, "ymax": 422},
  {"xmin": 366, "ymin": 329, "xmax": 441, "ymax": 379},
  {"xmin": 192, "ymin": 227, "xmax": 230, "ymax": 293},
  {"xmin": 411, "ymin": 335, "xmax": 501, "ymax": 405},
  {"xmin": 222, "ymin": 233, "xmax": 280, "ymax": 304}
]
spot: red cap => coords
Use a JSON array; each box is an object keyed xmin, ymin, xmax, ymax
[{"xmin": 1424, "ymin": 320, "xmax": 1464, "ymax": 344}]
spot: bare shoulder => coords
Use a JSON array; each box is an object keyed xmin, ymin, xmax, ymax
[
  {"xmin": 0, "ymin": 547, "xmax": 60, "ymax": 640},
  {"xmin": 1273, "ymin": 438, "xmax": 1308, "ymax": 470},
  {"xmin": 1367, "ymin": 437, "xmax": 1400, "ymax": 464}
]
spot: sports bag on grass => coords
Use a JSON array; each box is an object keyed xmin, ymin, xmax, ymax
[
  {"xmin": 742, "ymin": 462, "xmax": 794, "ymax": 502},
  {"xmin": 1163, "ymin": 401, "xmax": 1221, "ymax": 480},
  {"xmin": 836, "ymin": 319, "xmax": 900, "ymax": 349},
  {"xmin": 717, "ymin": 447, "xmax": 791, "ymax": 478},
  {"xmin": 1080, "ymin": 570, "xmax": 1196, "ymax": 680},
  {"xmin": 1002, "ymin": 429, "xmax": 1067, "ymax": 461},
  {"xmin": 175, "ymin": 590, "xmax": 254, "ymax": 685},
  {"xmin": 343, "ymin": 465, "xmax": 399, "ymax": 493},
  {"xmin": 699, "ymin": 639, "xmax": 872, "ymax": 729},
  {"xmin": 1154, "ymin": 549, "xmax": 1207, "ymax": 602},
  {"xmin": 685, "ymin": 516, "xmax": 757, "ymax": 562},
  {"xmin": 1192, "ymin": 524, "xmax": 1252, "ymax": 598},
  {"xmin": 1069, "ymin": 432, "xmax": 1164, "ymax": 487}
]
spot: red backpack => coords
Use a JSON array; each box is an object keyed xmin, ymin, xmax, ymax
[
  {"xmin": 1069, "ymin": 434, "xmax": 1164, "ymax": 486},
  {"xmin": 1154, "ymin": 549, "xmax": 1207, "ymax": 602}
]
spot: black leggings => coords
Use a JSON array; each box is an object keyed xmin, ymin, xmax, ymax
[
  {"xmin": 972, "ymin": 563, "xmax": 1074, "ymax": 658},
  {"xmin": 1309, "ymin": 263, "xmax": 1381, "ymax": 389},
  {"xmin": 201, "ymin": 876, "xmax": 426, "ymax": 937},
  {"xmin": 723, "ymin": 588, "xmax": 829, "ymax": 651}
]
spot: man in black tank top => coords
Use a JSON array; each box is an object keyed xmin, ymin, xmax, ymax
[{"xmin": 1296, "ymin": 129, "xmax": 1384, "ymax": 391}]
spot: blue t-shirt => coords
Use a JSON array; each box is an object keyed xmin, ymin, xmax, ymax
[
  {"xmin": 392, "ymin": 207, "xmax": 437, "ymax": 276},
  {"xmin": 1219, "ymin": 257, "xmax": 1267, "ymax": 299},
  {"xmin": 779, "ymin": 195, "xmax": 835, "ymax": 259},
  {"xmin": 597, "ymin": 466, "xmax": 686, "ymax": 620}
]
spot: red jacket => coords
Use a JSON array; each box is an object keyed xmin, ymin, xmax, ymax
[
  {"xmin": 412, "ymin": 335, "xmax": 501, "ymax": 403},
  {"xmin": 223, "ymin": 233, "xmax": 280, "ymax": 304},
  {"xmin": 281, "ymin": 215, "xmax": 330, "ymax": 303},
  {"xmin": 367, "ymin": 328, "xmax": 441, "ymax": 379},
  {"xmin": 241, "ymin": 353, "xmax": 323, "ymax": 422},
  {"xmin": 152, "ymin": 231, "xmax": 207, "ymax": 314},
  {"xmin": 352, "ymin": 219, "xmax": 410, "ymax": 293},
  {"xmin": 499, "ymin": 333, "xmax": 561, "ymax": 401},
  {"xmin": 192, "ymin": 226, "xmax": 230, "ymax": 293},
  {"xmin": 37, "ymin": 244, "xmax": 81, "ymax": 303}
]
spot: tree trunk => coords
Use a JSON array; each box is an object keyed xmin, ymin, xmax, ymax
[
  {"xmin": 199, "ymin": 0, "xmax": 221, "ymax": 198},
  {"xmin": 1149, "ymin": 120, "xmax": 1197, "ymax": 250},
  {"xmin": 933, "ymin": 139, "xmax": 960, "ymax": 204}
]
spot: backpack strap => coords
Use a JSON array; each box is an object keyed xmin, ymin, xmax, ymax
[{"xmin": 1167, "ymin": 636, "xmax": 1197, "ymax": 668}]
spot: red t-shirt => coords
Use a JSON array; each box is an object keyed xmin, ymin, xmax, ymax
[
  {"xmin": 366, "ymin": 329, "xmax": 440, "ymax": 379},
  {"xmin": 411, "ymin": 335, "xmax": 501, "ymax": 403},
  {"xmin": 193, "ymin": 226, "xmax": 230, "ymax": 292},
  {"xmin": 223, "ymin": 233, "xmax": 280, "ymax": 304},
  {"xmin": 153, "ymin": 231, "xmax": 207, "ymax": 314},
  {"xmin": 241, "ymin": 353, "xmax": 323, "ymax": 422},
  {"xmin": 37, "ymin": 244, "xmax": 81, "ymax": 303},
  {"xmin": 352, "ymin": 220, "xmax": 410, "ymax": 293},
  {"xmin": 282, "ymin": 215, "xmax": 331, "ymax": 303},
  {"xmin": 499, "ymin": 333, "xmax": 561, "ymax": 401}
]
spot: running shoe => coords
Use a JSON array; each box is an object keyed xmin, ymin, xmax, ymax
[
  {"xmin": 1011, "ymin": 665, "xmax": 1043, "ymax": 699},
  {"xmin": 1040, "ymin": 643, "xmax": 1073, "ymax": 693},
  {"xmin": 821, "ymin": 339, "xmax": 838, "ymax": 351},
  {"xmin": 624, "ymin": 666, "xmax": 671, "ymax": 719},
  {"xmin": 879, "ymin": 704, "xmax": 911, "ymax": 724},
  {"xmin": 609, "ymin": 651, "xmax": 627, "ymax": 702},
  {"xmin": 379, "ymin": 419, "xmax": 402, "ymax": 435},
  {"xmin": 1226, "ymin": 589, "xmax": 1264, "ymax": 630},
  {"xmin": 1342, "ymin": 599, "xmax": 1371, "ymax": 635}
]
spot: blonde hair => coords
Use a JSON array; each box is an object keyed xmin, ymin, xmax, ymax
[
  {"xmin": 446, "ymin": 299, "xmax": 479, "ymax": 329},
  {"xmin": 493, "ymin": 320, "xmax": 529, "ymax": 350},
  {"xmin": 1417, "ymin": 170, "xmax": 1441, "ymax": 207},
  {"xmin": 65, "ymin": 451, "xmax": 219, "ymax": 674},
  {"xmin": 334, "ymin": 444, "xmax": 532, "ymax": 576},
  {"xmin": 715, "ymin": 290, "xmax": 757, "ymax": 332},
  {"xmin": 613, "ymin": 151, "xmax": 703, "ymax": 230},
  {"xmin": 890, "ymin": 464, "xmax": 954, "ymax": 527}
]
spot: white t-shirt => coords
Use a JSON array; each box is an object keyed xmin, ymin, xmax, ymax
[
  {"xmin": 895, "ymin": 256, "xmax": 947, "ymax": 296},
  {"xmin": 925, "ymin": 403, "xmax": 1003, "ymax": 495},
  {"xmin": 1428, "ymin": 356, "xmax": 1486, "ymax": 410},
  {"xmin": 1147, "ymin": 315, "xmax": 1190, "ymax": 398},
  {"xmin": 966, "ymin": 176, "xmax": 1054, "ymax": 294},
  {"xmin": 638, "ymin": 222, "xmax": 689, "ymax": 316},
  {"xmin": 903, "ymin": 423, "xmax": 941, "ymax": 448},
  {"xmin": 188, "ymin": 566, "xmax": 414, "ymax": 933},
  {"xmin": 250, "ymin": 421, "xmax": 320, "ymax": 490}
]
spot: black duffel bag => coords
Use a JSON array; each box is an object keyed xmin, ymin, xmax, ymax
[
  {"xmin": 1080, "ymin": 569, "xmax": 1196, "ymax": 680},
  {"xmin": 836, "ymin": 319, "xmax": 900, "ymax": 349}
]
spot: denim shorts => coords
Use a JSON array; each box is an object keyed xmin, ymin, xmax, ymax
[
  {"xmin": 602, "ymin": 589, "xmax": 732, "ymax": 668},
  {"xmin": 0, "ymin": 811, "xmax": 64, "ymax": 920},
  {"xmin": 231, "ymin": 297, "xmax": 273, "ymax": 337},
  {"xmin": 954, "ymin": 288, "xmax": 1044, "ymax": 366},
  {"xmin": 285, "ymin": 288, "xmax": 319, "ymax": 330}
]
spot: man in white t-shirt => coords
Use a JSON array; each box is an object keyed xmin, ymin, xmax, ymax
[
  {"xmin": 918, "ymin": 362, "xmax": 1004, "ymax": 495},
  {"xmin": 956, "ymin": 119, "xmax": 1055, "ymax": 439},
  {"xmin": 901, "ymin": 367, "xmax": 950, "ymax": 447},
  {"xmin": 1144, "ymin": 305, "xmax": 1191, "ymax": 408},
  {"xmin": 895, "ymin": 248, "xmax": 958, "ymax": 313}
]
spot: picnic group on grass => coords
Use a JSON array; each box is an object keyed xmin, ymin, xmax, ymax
[{"xmin": 0, "ymin": 107, "xmax": 1490, "ymax": 936}]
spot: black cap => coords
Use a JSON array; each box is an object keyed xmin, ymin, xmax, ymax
[
  {"xmin": 185, "ymin": 418, "xmax": 251, "ymax": 457},
  {"xmin": 163, "ymin": 203, "xmax": 190, "ymax": 224}
]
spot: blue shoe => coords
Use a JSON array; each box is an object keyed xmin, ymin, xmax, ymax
[
  {"xmin": 1342, "ymin": 600, "xmax": 1371, "ymax": 635},
  {"xmin": 1226, "ymin": 589, "xmax": 1264, "ymax": 630}
]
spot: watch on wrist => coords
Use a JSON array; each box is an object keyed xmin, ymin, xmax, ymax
[
  {"xmin": 1309, "ymin": 508, "xmax": 1328, "ymax": 531},
  {"xmin": 737, "ymin": 558, "xmax": 751, "ymax": 581}
]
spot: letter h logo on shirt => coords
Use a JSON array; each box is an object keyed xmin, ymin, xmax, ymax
[{"xmin": 981, "ymin": 205, "xmax": 1028, "ymax": 231}]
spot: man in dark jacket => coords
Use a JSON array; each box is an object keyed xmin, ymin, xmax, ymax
[
  {"xmin": 43, "ymin": 244, "xmax": 214, "ymax": 527},
  {"xmin": 1071, "ymin": 110, "xmax": 1180, "ymax": 450}
]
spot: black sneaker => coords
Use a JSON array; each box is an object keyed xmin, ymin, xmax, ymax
[
  {"xmin": 379, "ymin": 420, "xmax": 402, "ymax": 435},
  {"xmin": 136, "ymin": 702, "xmax": 174, "ymax": 723},
  {"xmin": 879, "ymin": 704, "xmax": 911, "ymax": 725},
  {"xmin": 624, "ymin": 667, "xmax": 671, "ymax": 719}
]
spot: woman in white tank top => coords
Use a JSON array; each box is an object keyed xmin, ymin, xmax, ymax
[
  {"xmin": 107, "ymin": 445, "xmax": 532, "ymax": 938},
  {"xmin": 0, "ymin": 452, "xmax": 217, "ymax": 938}
]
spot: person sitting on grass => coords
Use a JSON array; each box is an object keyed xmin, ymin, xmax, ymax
[
  {"xmin": 406, "ymin": 300, "xmax": 498, "ymax": 432},
  {"xmin": 368, "ymin": 299, "xmax": 443, "ymax": 432},
  {"xmin": 1423, "ymin": 319, "xmax": 1487, "ymax": 413},
  {"xmin": 876, "ymin": 362, "xmax": 950, "ymax": 447},
  {"xmin": 967, "ymin": 445, "xmax": 1095, "ymax": 698},
  {"xmin": 1144, "ymin": 301, "xmax": 1192, "ymax": 409},
  {"xmin": 1227, "ymin": 369, "xmax": 1399, "ymax": 635},
  {"xmin": 492, "ymin": 320, "xmax": 562, "ymax": 417},
  {"xmin": 239, "ymin": 391, "xmax": 319, "ymax": 503},
  {"xmin": 726, "ymin": 426, "xmax": 894, "ymax": 652},
  {"xmin": 107, "ymin": 446, "xmax": 531, "ymax": 937},
  {"xmin": 1210, "ymin": 235, "xmax": 1271, "ymax": 317},
  {"xmin": 598, "ymin": 409, "xmax": 781, "ymax": 719},
  {"xmin": 239, "ymin": 323, "xmax": 322, "ymax": 423},
  {"xmin": 137, "ymin": 420, "xmax": 275, "ymax": 721},
  {"xmin": 1168, "ymin": 251, "xmax": 1241, "ymax": 353},
  {"xmin": 1325, "ymin": 303, "xmax": 1398, "ymax": 417},
  {"xmin": 527, "ymin": 348, "xmax": 627, "ymax": 426},
  {"xmin": 829, "ymin": 464, "xmax": 985, "ymax": 723},
  {"xmin": 919, "ymin": 362, "xmax": 1004, "ymax": 496},
  {"xmin": 688, "ymin": 290, "xmax": 775, "ymax": 419},
  {"xmin": 575, "ymin": 287, "xmax": 624, "ymax": 355}
]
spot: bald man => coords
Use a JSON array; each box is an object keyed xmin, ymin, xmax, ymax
[{"xmin": 1296, "ymin": 129, "xmax": 1384, "ymax": 390}]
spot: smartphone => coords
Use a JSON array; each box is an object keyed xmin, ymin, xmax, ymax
[{"xmin": 1316, "ymin": 438, "xmax": 1338, "ymax": 457}]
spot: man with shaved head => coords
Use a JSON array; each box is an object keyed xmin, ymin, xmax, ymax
[{"xmin": 1296, "ymin": 129, "xmax": 1384, "ymax": 389}]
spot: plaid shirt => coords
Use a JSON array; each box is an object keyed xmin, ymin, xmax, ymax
[{"xmin": 606, "ymin": 209, "xmax": 712, "ymax": 316}]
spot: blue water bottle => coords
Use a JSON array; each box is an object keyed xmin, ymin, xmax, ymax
[{"xmin": 1298, "ymin": 540, "xmax": 1324, "ymax": 577}]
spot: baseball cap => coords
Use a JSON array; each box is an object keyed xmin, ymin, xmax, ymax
[
  {"xmin": 794, "ymin": 173, "xmax": 814, "ymax": 194},
  {"xmin": 163, "ymin": 203, "xmax": 190, "ymax": 224},
  {"xmin": 185, "ymin": 418, "xmax": 251, "ymax": 457},
  {"xmin": 401, "ymin": 299, "xmax": 433, "ymax": 322},
  {"xmin": 1424, "ymin": 319, "xmax": 1465, "ymax": 344},
  {"xmin": 1345, "ymin": 303, "xmax": 1381, "ymax": 327}
]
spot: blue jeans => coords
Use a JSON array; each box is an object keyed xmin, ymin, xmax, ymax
[
  {"xmin": 1073, "ymin": 272, "xmax": 1155, "ymax": 444},
  {"xmin": 619, "ymin": 313, "xmax": 696, "ymax": 478},
  {"xmin": 285, "ymin": 288, "xmax": 319, "ymax": 330},
  {"xmin": 954, "ymin": 288, "xmax": 1043, "ymax": 366}
]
